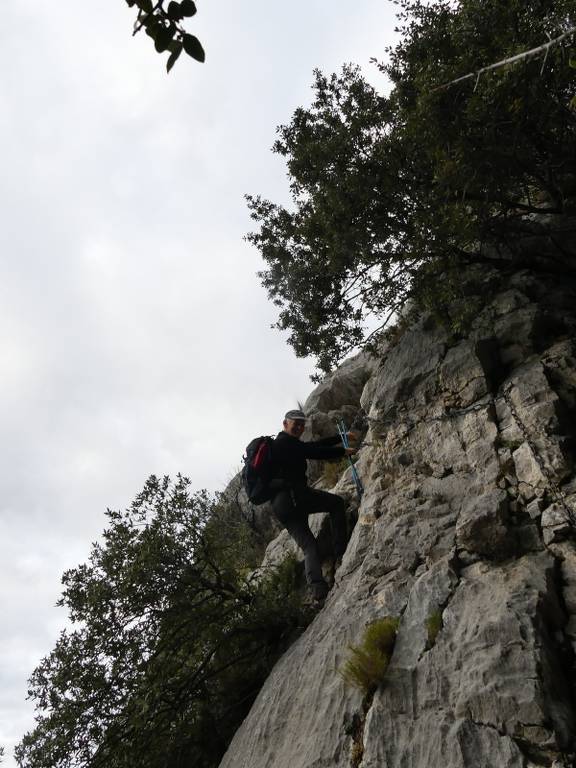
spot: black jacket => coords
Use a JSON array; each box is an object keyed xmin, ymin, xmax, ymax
[{"xmin": 271, "ymin": 431, "xmax": 345, "ymax": 486}]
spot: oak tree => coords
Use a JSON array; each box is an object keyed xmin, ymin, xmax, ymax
[
  {"xmin": 247, "ymin": 0, "xmax": 576, "ymax": 373},
  {"xmin": 16, "ymin": 476, "xmax": 309, "ymax": 768}
]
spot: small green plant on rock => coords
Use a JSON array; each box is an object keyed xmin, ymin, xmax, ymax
[
  {"xmin": 494, "ymin": 435, "xmax": 524, "ymax": 452},
  {"xmin": 426, "ymin": 610, "xmax": 443, "ymax": 649},
  {"xmin": 340, "ymin": 617, "xmax": 400, "ymax": 695}
]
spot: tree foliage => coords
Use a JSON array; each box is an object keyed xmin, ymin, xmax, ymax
[
  {"xmin": 125, "ymin": 0, "xmax": 205, "ymax": 72},
  {"xmin": 16, "ymin": 476, "xmax": 310, "ymax": 768},
  {"xmin": 247, "ymin": 0, "xmax": 576, "ymax": 374}
]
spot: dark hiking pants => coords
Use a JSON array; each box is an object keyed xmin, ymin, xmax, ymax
[{"xmin": 270, "ymin": 483, "xmax": 347, "ymax": 592}]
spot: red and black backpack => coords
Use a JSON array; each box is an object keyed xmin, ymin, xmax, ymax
[{"xmin": 242, "ymin": 436, "xmax": 275, "ymax": 505}]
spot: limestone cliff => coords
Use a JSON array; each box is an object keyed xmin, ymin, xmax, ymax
[{"xmin": 220, "ymin": 263, "xmax": 576, "ymax": 768}]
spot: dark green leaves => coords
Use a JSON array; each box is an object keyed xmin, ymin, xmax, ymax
[
  {"xmin": 153, "ymin": 24, "xmax": 175, "ymax": 52},
  {"xmin": 136, "ymin": 0, "xmax": 153, "ymax": 12},
  {"xmin": 167, "ymin": 1, "xmax": 184, "ymax": 20},
  {"xmin": 247, "ymin": 0, "xmax": 576, "ymax": 374},
  {"xmin": 180, "ymin": 0, "xmax": 197, "ymax": 16},
  {"xmin": 16, "ymin": 475, "xmax": 311, "ymax": 768},
  {"xmin": 128, "ymin": 0, "xmax": 204, "ymax": 71},
  {"xmin": 183, "ymin": 32, "xmax": 205, "ymax": 61},
  {"xmin": 166, "ymin": 42, "xmax": 183, "ymax": 72},
  {"xmin": 165, "ymin": 0, "xmax": 197, "ymax": 21}
]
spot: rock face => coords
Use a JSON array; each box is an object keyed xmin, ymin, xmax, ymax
[{"xmin": 219, "ymin": 268, "xmax": 576, "ymax": 768}]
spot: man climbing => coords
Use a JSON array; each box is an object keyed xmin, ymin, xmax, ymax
[{"xmin": 269, "ymin": 409, "xmax": 358, "ymax": 602}]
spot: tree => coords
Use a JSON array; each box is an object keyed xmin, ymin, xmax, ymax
[
  {"xmin": 247, "ymin": 66, "xmax": 411, "ymax": 375},
  {"xmin": 125, "ymin": 0, "xmax": 205, "ymax": 72},
  {"xmin": 16, "ymin": 475, "xmax": 310, "ymax": 768},
  {"xmin": 247, "ymin": 0, "xmax": 576, "ymax": 374}
]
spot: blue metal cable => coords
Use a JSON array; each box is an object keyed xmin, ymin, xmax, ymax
[{"xmin": 337, "ymin": 420, "xmax": 364, "ymax": 500}]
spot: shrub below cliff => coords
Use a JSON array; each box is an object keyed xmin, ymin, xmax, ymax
[{"xmin": 16, "ymin": 475, "xmax": 311, "ymax": 768}]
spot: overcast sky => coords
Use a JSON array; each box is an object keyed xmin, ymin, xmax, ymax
[{"xmin": 0, "ymin": 0, "xmax": 397, "ymax": 762}]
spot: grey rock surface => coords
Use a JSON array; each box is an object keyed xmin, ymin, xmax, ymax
[
  {"xmin": 219, "ymin": 270, "xmax": 576, "ymax": 768},
  {"xmin": 221, "ymin": 472, "xmax": 283, "ymax": 546},
  {"xmin": 455, "ymin": 489, "xmax": 510, "ymax": 557}
]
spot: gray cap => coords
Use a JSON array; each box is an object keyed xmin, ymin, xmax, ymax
[{"xmin": 284, "ymin": 409, "xmax": 306, "ymax": 421}]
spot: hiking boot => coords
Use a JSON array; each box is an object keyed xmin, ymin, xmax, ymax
[
  {"xmin": 310, "ymin": 580, "xmax": 329, "ymax": 602},
  {"xmin": 323, "ymin": 560, "xmax": 336, "ymax": 587}
]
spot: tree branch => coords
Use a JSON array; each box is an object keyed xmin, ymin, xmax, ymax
[
  {"xmin": 132, "ymin": 1, "xmax": 164, "ymax": 37},
  {"xmin": 435, "ymin": 27, "xmax": 576, "ymax": 92}
]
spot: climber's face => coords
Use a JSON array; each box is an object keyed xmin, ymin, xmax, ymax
[{"xmin": 283, "ymin": 418, "xmax": 306, "ymax": 439}]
